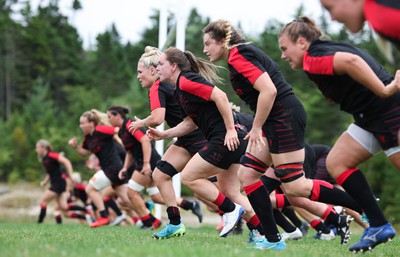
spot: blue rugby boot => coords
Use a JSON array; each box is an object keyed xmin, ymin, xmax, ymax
[
  {"xmin": 248, "ymin": 229, "xmax": 265, "ymax": 244},
  {"xmin": 152, "ymin": 223, "xmax": 186, "ymax": 239},
  {"xmin": 349, "ymin": 223, "xmax": 396, "ymax": 253},
  {"xmin": 253, "ymin": 237, "xmax": 287, "ymax": 250}
]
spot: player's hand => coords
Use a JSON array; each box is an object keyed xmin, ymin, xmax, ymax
[{"xmin": 224, "ymin": 128, "xmax": 239, "ymax": 151}]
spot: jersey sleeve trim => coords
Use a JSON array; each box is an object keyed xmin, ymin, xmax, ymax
[
  {"xmin": 96, "ymin": 125, "xmax": 115, "ymax": 135},
  {"xmin": 303, "ymin": 51, "xmax": 334, "ymax": 75},
  {"xmin": 149, "ymin": 80, "xmax": 162, "ymax": 111},
  {"xmin": 229, "ymin": 47, "xmax": 264, "ymax": 85},
  {"xmin": 48, "ymin": 152, "xmax": 60, "ymax": 160},
  {"xmin": 179, "ymin": 76, "xmax": 213, "ymax": 100}
]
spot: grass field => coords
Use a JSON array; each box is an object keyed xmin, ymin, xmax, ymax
[{"xmin": 0, "ymin": 222, "xmax": 398, "ymax": 257}]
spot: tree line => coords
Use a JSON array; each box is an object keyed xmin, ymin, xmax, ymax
[{"xmin": 0, "ymin": 0, "xmax": 399, "ymax": 221}]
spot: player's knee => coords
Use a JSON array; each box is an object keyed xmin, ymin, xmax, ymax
[
  {"xmin": 156, "ymin": 160, "xmax": 178, "ymax": 177},
  {"xmin": 274, "ymin": 162, "xmax": 304, "ymax": 184},
  {"xmin": 240, "ymin": 152, "xmax": 267, "ymax": 173},
  {"xmin": 128, "ymin": 179, "xmax": 145, "ymax": 192}
]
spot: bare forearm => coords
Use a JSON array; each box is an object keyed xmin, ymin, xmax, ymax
[
  {"xmin": 65, "ymin": 163, "xmax": 74, "ymax": 179},
  {"xmin": 141, "ymin": 141, "xmax": 152, "ymax": 163},
  {"xmin": 215, "ymin": 96, "xmax": 235, "ymax": 130},
  {"xmin": 163, "ymin": 119, "xmax": 196, "ymax": 139},
  {"xmin": 253, "ymin": 90, "xmax": 273, "ymax": 128},
  {"xmin": 123, "ymin": 153, "xmax": 133, "ymax": 170}
]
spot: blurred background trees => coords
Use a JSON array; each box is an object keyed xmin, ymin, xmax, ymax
[{"xmin": 0, "ymin": 0, "xmax": 399, "ymax": 221}]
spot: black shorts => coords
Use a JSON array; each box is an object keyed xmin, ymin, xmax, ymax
[
  {"xmin": 198, "ymin": 137, "xmax": 248, "ymax": 170},
  {"xmin": 175, "ymin": 137, "xmax": 208, "ymax": 156},
  {"xmin": 313, "ymin": 155, "xmax": 336, "ymax": 184},
  {"xmin": 105, "ymin": 168, "xmax": 128, "ymax": 186},
  {"xmin": 128, "ymin": 153, "xmax": 160, "ymax": 176},
  {"xmin": 49, "ymin": 179, "xmax": 67, "ymax": 195},
  {"xmin": 263, "ymin": 103, "xmax": 306, "ymax": 154},
  {"xmin": 354, "ymin": 101, "xmax": 400, "ymax": 150}
]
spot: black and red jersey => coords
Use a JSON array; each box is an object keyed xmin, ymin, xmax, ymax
[
  {"xmin": 82, "ymin": 125, "xmax": 123, "ymax": 176},
  {"xmin": 365, "ymin": 0, "xmax": 400, "ymax": 46},
  {"xmin": 149, "ymin": 79, "xmax": 205, "ymax": 141},
  {"xmin": 118, "ymin": 118, "xmax": 161, "ymax": 161},
  {"xmin": 175, "ymin": 71, "xmax": 245, "ymax": 140},
  {"xmin": 42, "ymin": 152, "xmax": 65, "ymax": 184},
  {"xmin": 227, "ymin": 43, "xmax": 295, "ymax": 113},
  {"xmin": 304, "ymin": 39, "xmax": 400, "ymax": 119},
  {"xmin": 149, "ymin": 80, "xmax": 182, "ymax": 128}
]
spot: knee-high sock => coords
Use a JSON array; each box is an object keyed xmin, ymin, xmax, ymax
[
  {"xmin": 104, "ymin": 197, "xmax": 122, "ymax": 216},
  {"xmin": 273, "ymin": 209, "xmax": 296, "ymax": 233},
  {"xmin": 244, "ymin": 180, "xmax": 281, "ymax": 242},
  {"xmin": 260, "ymin": 175, "xmax": 282, "ymax": 192},
  {"xmin": 336, "ymin": 168, "xmax": 387, "ymax": 227},
  {"xmin": 309, "ymin": 179, "xmax": 363, "ymax": 213},
  {"xmin": 38, "ymin": 204, "xmax": 47, "ymax": 223},
  {"xmin": 282, "ymin": 207, "xmax": 303, "ymax": 228}
]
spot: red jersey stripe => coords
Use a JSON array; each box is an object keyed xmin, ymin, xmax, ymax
[
  {"xmin": 96, "ymin": 125, "xmax": 115, "ymax": 135},
  {"xmin": 48, "ymin": 152, "xmax": 59, "ymax": 160},
  {"xmin": 229, "ymin": 47, "xmax": 263, "ymax": 85},
  {"xmin": 303, "ymin": 51, "xmax": 334, "ymax": 75},
  {"xmin": 179, "ymin": 76, "xmax": 213, "ymax": 100},
  {"xmin": 149, "ymin": 80, "xmax": 162, "ymax": 111}
]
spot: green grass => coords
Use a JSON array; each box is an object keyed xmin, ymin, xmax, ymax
[{"xmin": 0, "ymin": 222, "xmax": 398, "ymax": 257}]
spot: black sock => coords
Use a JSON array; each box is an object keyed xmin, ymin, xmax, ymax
[
  {"xmin": 260, "ymin": 175, "xmax": 282, "ymax": 192},
  {"xmin": 245, "ymin": 215, "xmax": 265, "ymax": 235},
  {"xmin": 273, "ymin": 209, "xmax": 296, "ymax": 233},
  {"xmin": 149, "ymin": 213, "xmax": 157, "ymax": 223},
  {"xmin": 311, "ymin": 220, "xmax": 330, "ymax": 234},
  {"xmin": 55, "ymin": 214, "xmax": 62, "ymax": 224},
  {"xmin": 244, "ymin": 181, "xmax": 281, "ymax": 242},
  {"xmin": 141, "ymin": 214, "xmax": 153, "ymax": 227},
  {"xmin": 179, "ymin": 199, "xmax": 194, "ymax": 210},
  {"xmin": 323, "ymin": 209, "xmax": 339, "ymax": 227},
  {"xmin": 218, "ymin": 197, "xmax": 235, "ymax": 213},
  {"xmin": 282, "ymin": 207, "xmax": 302, "ymax": 228},
  {"xmin": 167, "ymin": 206, "xmax": 181, "ymax": 225},
  {"xmin": 99, "ymin": 209, "xmax": 108, "ymax": 218},
  {"xmin": 38, "ymin": 207, "xmax": 46, "ymax": 223},
  {"xmin": 338, "ymin": 169, "xmax": 387, "ymax": 227},
  {"xmin": 309, "ymin": 180, "xmax": 363, "ymax": 213},
  {"xmin": 104, "ymin": 198, "xmax": 122, "ymax": 216}
]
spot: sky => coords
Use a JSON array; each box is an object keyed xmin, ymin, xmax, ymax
[{"xmin": 28, "ymin": 0, "xmax": 330, "ymax": 49}]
